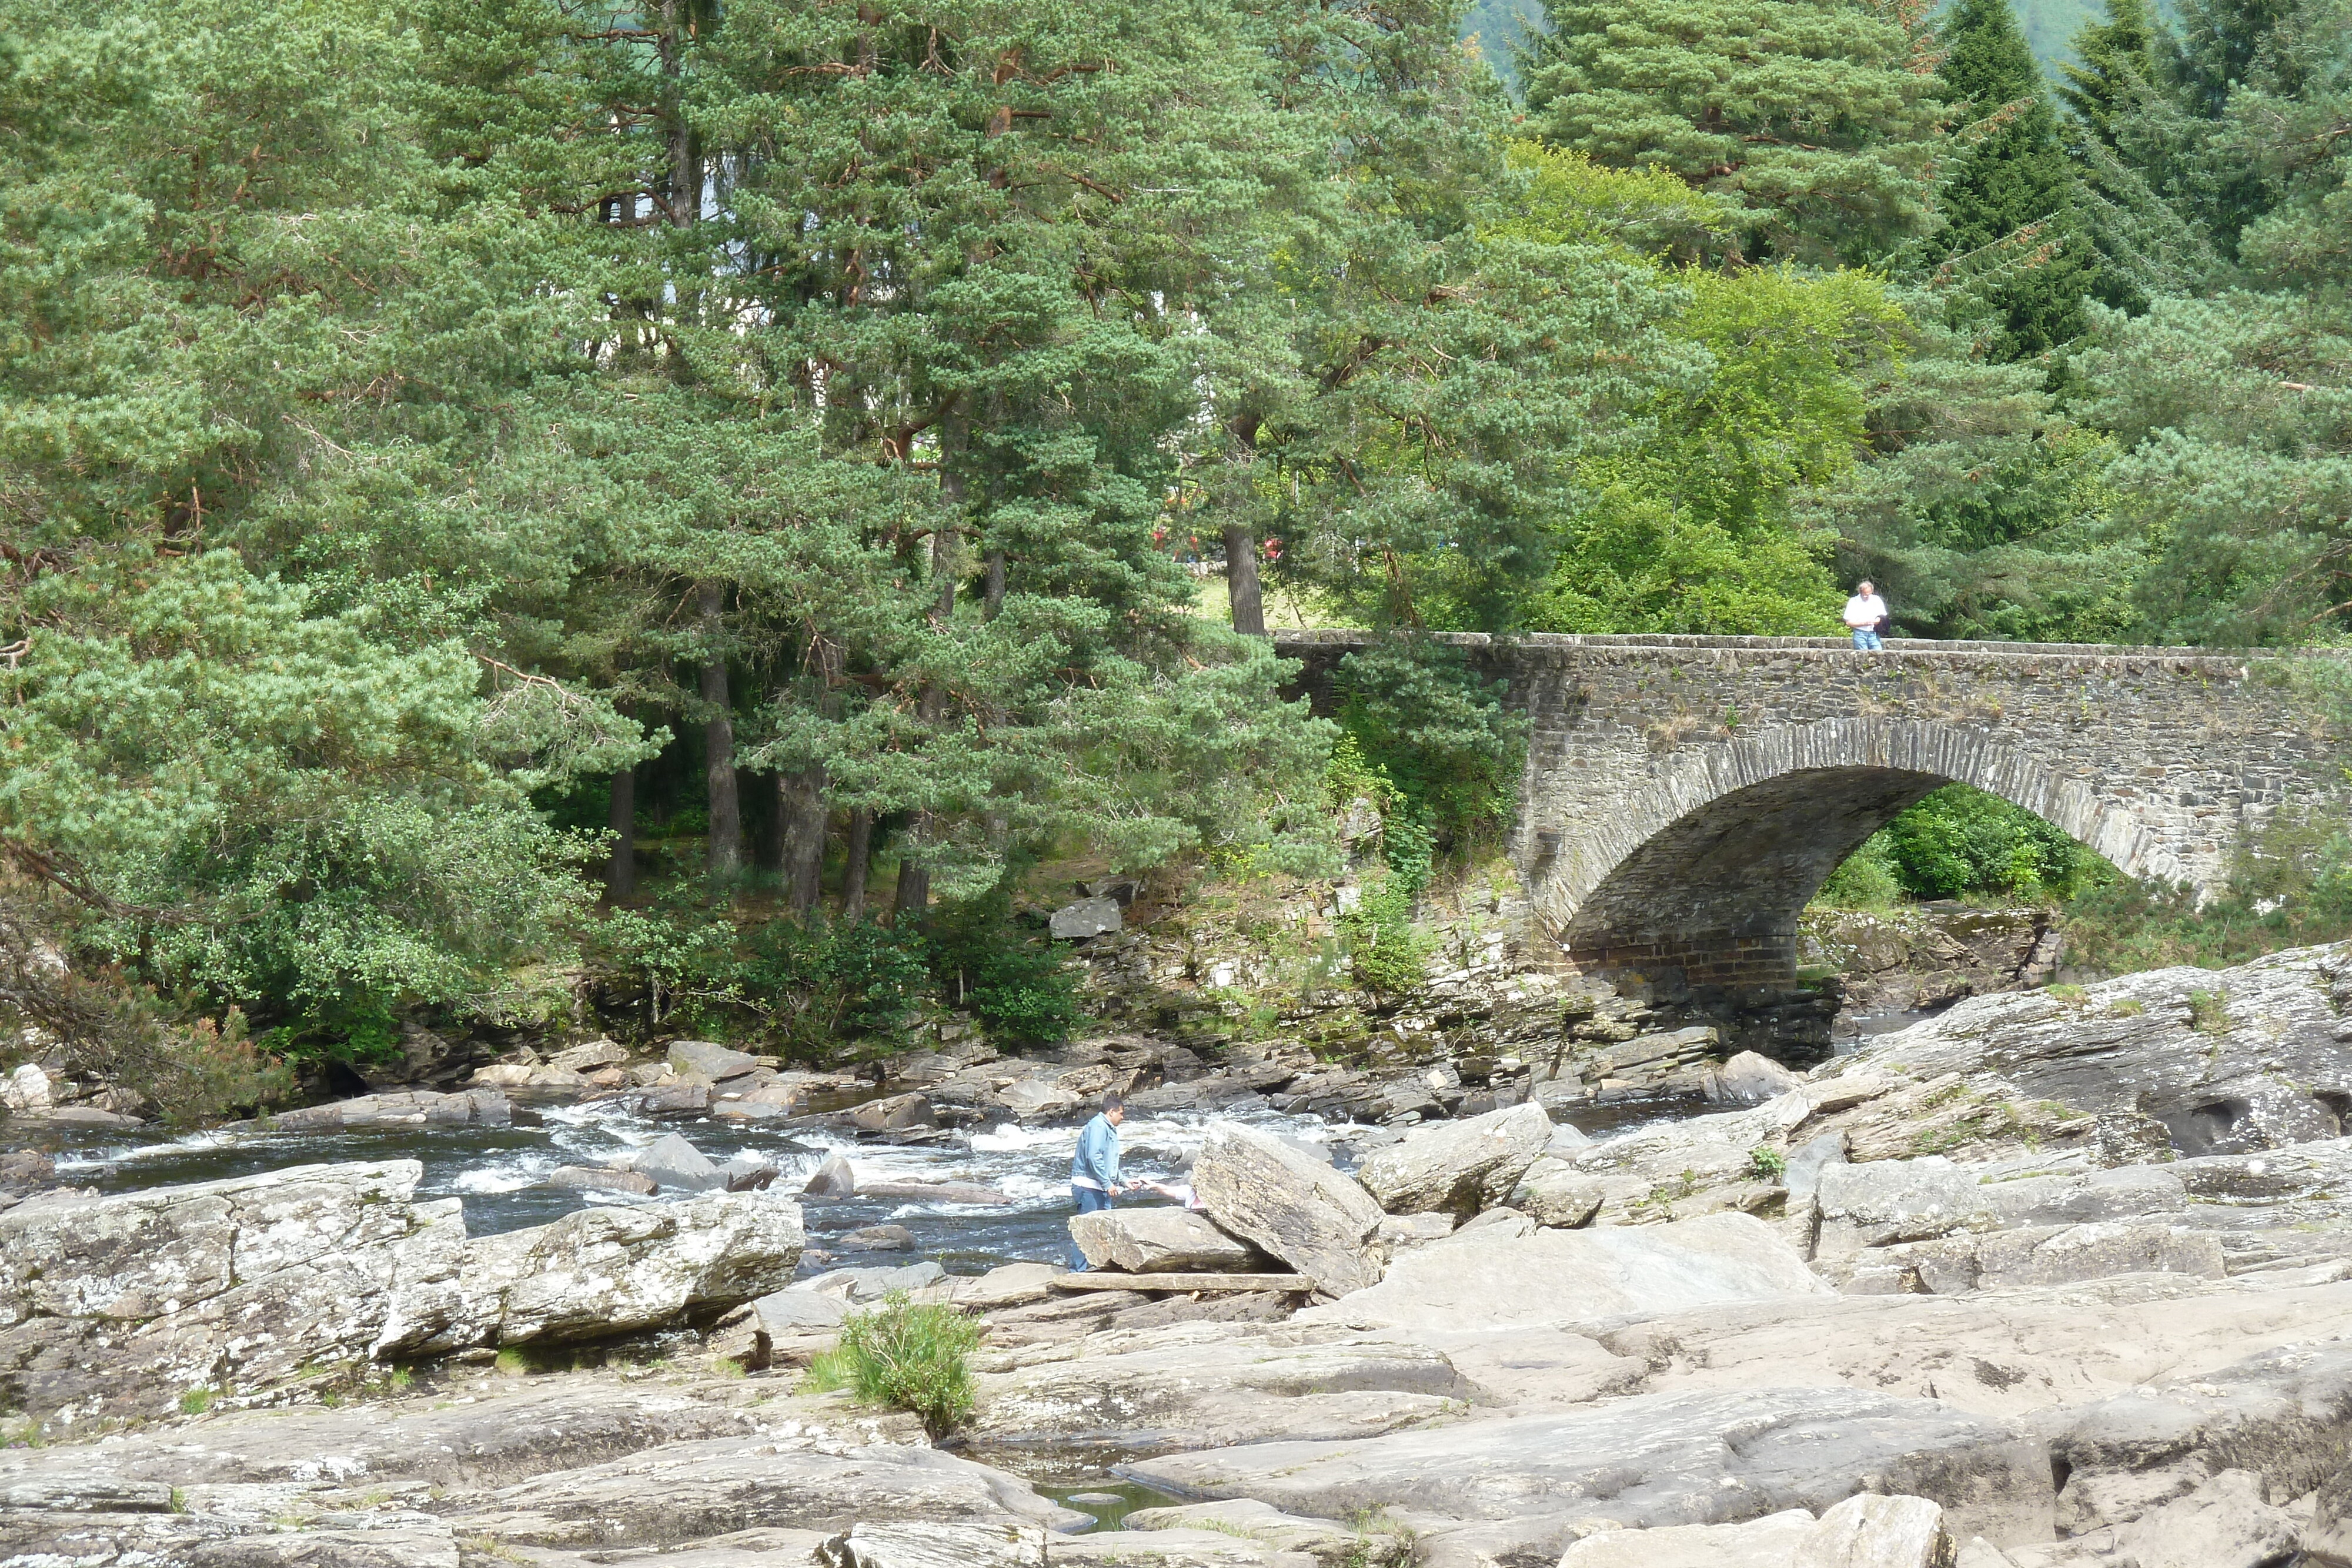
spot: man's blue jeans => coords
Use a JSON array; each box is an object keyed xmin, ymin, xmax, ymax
[
  {"xmin": 1068, "ymin": 1185, "xmax": 1112, "ymax": 1271},
  {"xmin": 1851, "ymin": 628, "xmax": 1884, "ymax": 650}
]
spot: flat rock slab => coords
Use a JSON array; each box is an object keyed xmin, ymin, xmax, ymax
[
  {"xmin": 968, "ymin": 1320, "xmax": 1471, "ymax": 1451},
  {"xmin": 1052, "ymin": 1529, "xmax": 1318, "ymax": 1566},
  {"xmin": 1121, "ymin": 1385, "xmax": 2054, "ymax": 1549},
  {"xmin": 1052, "ymin": 1272, "xmax": 1309, "ymax": 1294},
  {"xmin": 1301, "ymin": 1211, "xmax": 1829, "ymax": 1332},
  {"xmin": 1069, "ymin": 1206, "xmax": 1264, "ymax": 1273},
  {"xmin": 445, "ymin": 1437, "xmax": 1084, "ymax": 1547},
  {"xmin": 816, "ymin": 1520, "xmax": 1046, "ymax": 1567}
]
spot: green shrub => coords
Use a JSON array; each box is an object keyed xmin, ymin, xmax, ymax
[
  {"xmin": 1813, "ymin": 831, "xmax": 1903, "ymax": 908},
  {"xmin": 1340, "ymin": 879, "xmax": 1436, "ymax": 1002},
  {"xmin": 803, "ymin": 1293, "xmax": 982, "ymax": 1434},
  {"xmin": 1332, "ymin": 638, "xmax": 1525, "ymax": 858},
  {"xmin": 927, "ymin": 887, "xmax": 1079, "ymax": 1045},
  {"xmin": 1883, "ymin": 785, "xmax": 2084, "ymax": 901},
  {"xmin": 587, "ymin": 900, "xmax": 927, "ymax": 1055}
]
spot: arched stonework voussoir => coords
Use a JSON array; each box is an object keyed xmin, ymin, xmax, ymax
[{"xmin": 1532, "ymin": 718, "xmax": 2196, "ymax": 986}]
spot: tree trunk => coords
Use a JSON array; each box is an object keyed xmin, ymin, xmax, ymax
[
  {"xmin": 698, "ymin": 582, "xmax": 743, "ymax": 876},
  {"xmin": 1224, "ymin": 524, "xmax": 1265, "ymax": 636},
  {"xmin": 984, "ymin": 549, "xmax": 1006, "ymax": 619},
  {"xmin": 755, "ymin": 772, "xmax": 786, "ymax": 877},
  {"xmin": 891, "ymin": 833, "xmax": 931, "ymax": 927},
  {"xmin": 785, "ymin": 766, "xmax": 827, "ymax": 917},
  {"xmin": 606, "ymin": 765, "xmax": 637, "ymax": 902},
  {"xmin": 841, "ymin": 809, "xmax": 873, "ymax": 922}
]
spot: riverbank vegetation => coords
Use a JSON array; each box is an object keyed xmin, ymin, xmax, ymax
[{"xmin": 2, "ymin": 0, "xmax": 2347, "ymax": 1108}]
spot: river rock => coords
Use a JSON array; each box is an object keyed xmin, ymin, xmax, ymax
[
  {"xmin": 667, "ymin": 1039, "xmax": 763, "ymax": 1080},
  {"xmin": 1794, "ymin": 1494, "xmax": 1951, "ymax": 1568},
  {"xmin": 268, "ymin": 1089, "xmax": 511, "ymax": 1133},
  {"xmin": 860, "ymin": 1179, "xmax": 1011, "ymax": 1206},
  {"xmin": 756, "ymin": 1289, "xmax": 851, "ymax": 1333},
  {"xmin": 1559, "ymin": 1510, "xmax": 1819, "ymax": 1568},
  {"xmin": 1712, "ymin": 1052, "xmax": 1808, "ymax": 1105},
  {"xmin": 1, "ymin": 1064, "xmax": 52, "ymax": 1113},
  {"xmin": 801, "ymin": 1262, "xmax": 949, "ymax": 1302},
  {"xmin": 547, "ymin": 1039, "xmax": 629, "ymax": 1073},
  {"xmin": 1299, "ymin": 1211, "xmax": 1830, "ymax": 1333},
  {"xmin": 1378, "ymin": 1212, "xmax": 1458, "ymax": 1250},
  {"xmin": 1833, "ymin": 943, "xmax": 2352, "ymax": 1155},
  {"xmin": 1509, "ymin": 1156, "xmax": 1606, "ymax": 1228},
  {"xmin": 1193, "ymin": 1125, "xmax": 1385, "ymax": 1297},
  {"xmin": 629, "ymin": 1132, "xmax": 726, "ymax": 1192},
  {"xmin": 1068, "ymin": 1206, "xmax": 1264, "ymax": 1273},
  {"xmin": 544, "ymin": 1165, "xmax": 657, "ymax": 1196},
  {"xmin": 1124, "ymin": 1385, "xmax": 2054, "ymax": 1556},
  {"xmin": 636, "ymin": 1082, "xmax": 711, "ymax": 1116},
  {"xmin": 0, "ymin": 1161, "xmax": 452, "ymax": 1422},
  {"xmin": 837, "ymin": 1224, "xmax": 916, "ymax": 1252},
  {"xmin": 851, "ymin": 1094, "xmax": 938, "ymax": 1132},
  {"xmin": 1355, "ymin": 1101, "xmax": 1552, "ymax": 1217},
  {"xmin": 1814, "ymin": 1158, "xmax": 1989, "ymax": 1258},
  {"xmin": 468, "ymin": 1064, "xmax": 590, "ymax": 1095},
  {"xmin": 967, "ymin": 1320, "xmax": 1472, "ymax": 1451},
  {"xmin": 806, "ymin": 1154, "xmax": 857, "ymax": 1198},
  {"xmin": 381, "ymin": 1187, "xmax": 805, "ymax": 1355},
  {"xmin": 996, "ymin": 1080, "xmax": 1080, "ymax": 1119}
]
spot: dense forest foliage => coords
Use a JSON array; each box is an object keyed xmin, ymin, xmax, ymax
[{"xmin": 2, "ymin": 0, "xmax": 2346, "ymax": 1109}]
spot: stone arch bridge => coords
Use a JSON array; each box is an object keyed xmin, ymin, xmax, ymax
[{"xmin": 1276, "ymin": 632, "xmax": 2331, "ymax": 992}]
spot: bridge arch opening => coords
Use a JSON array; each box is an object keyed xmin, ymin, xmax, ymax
[{"xmin": 1537, "ymin": 719, "xmax": 2190, "ymax": 988}]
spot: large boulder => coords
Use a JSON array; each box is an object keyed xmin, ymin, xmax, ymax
[
  {"xmin": 1354, "ymin": 1102, "xmax": 1553, "ymax": 1217},
  {"xmin": 1834, "ymin": 942, "xmax": 2352, "ymax": 1155},
  {"xmin": 1194, "ymin": 1126, "xmax": 1386, "ymax": 1297},
  {"xmin": 1299, "ymin": 1212, "xmax": 1830, "ymax": 1333},
  {"xmin": 629, "ymin": 1132, "xmax": 727, "ymax": 1192},
  {"xmin": 0, "ymin": 1159, "xmax": 808, "ymax": 1423},
  {"xmin": 667, "ymin": 1039, "xmax": 764, "ymax": 1080},
  {"xmin": 1068, "ymin": 1206, "xmax": 1265, "ymax": 1273},
  {"xmin": 379, "ymin": 1188, "xmax": 806, "ymax": 1355},
  {"xmin": 0, "ymin": 1162, "xmax": 448, "ymax": 1424}
]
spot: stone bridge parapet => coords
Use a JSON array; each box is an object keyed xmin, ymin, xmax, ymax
[{"xmin": 1275, "ymin": 631, "xmax": 2331, "ymax": 989}]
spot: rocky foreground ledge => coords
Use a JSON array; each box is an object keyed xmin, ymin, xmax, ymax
[{"xmin": 10, "ymin": 942, "xmax": 2352, "ymax": 1568}]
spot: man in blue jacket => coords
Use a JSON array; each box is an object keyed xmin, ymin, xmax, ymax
[{"xmin": 1067, "ymin": 1091, "xmax": 1134, "ymax": 1271}]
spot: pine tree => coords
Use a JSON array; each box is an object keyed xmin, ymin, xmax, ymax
[
  {"xmin": 1521, "ymin": 0, "xmax": 1946, "ymax": 266},
  {"xmin": 1929, "ymin": 0, "xmax": 2103, "ymax": 357},
  {"xmin": 2058, "ymin": 0, "xmax": 2159, "ymax": 146}
]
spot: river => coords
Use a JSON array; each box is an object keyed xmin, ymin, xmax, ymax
[{"xmin": 29, "ymin": 1084, "xmax": 1712, "ymax": 1273}]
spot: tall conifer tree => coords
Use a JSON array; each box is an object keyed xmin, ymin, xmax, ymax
[
  {"xmin": 1521, "ymin": 0, "xmax": 1946, "ymax": 265},
  {"xmin": 1930, "ymin": 0, "xmax": 2103, "ymax": 357}
]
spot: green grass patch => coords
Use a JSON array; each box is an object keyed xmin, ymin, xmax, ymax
[
  {"xmin": 178, "ymin": 1389, "xmax": 213, "ymax": 1416},
  {"xmin": 803, "ymin": 1293, "xmax": 982, "ymax": 1435}
]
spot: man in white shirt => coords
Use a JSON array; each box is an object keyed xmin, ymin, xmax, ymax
[{"xmin": 1843, "ymin": 581, "xmax": 1889, "ymax": 651}]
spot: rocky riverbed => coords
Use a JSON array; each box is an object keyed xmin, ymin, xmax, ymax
[{"xmin": 11, "ymin": 941, "xmax": 2352, "ymax": 1567}]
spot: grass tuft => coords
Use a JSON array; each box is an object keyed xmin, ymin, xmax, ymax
[{"xmin": 803, "ymin": 1292, "xmax": 981, "ymax": 1435}]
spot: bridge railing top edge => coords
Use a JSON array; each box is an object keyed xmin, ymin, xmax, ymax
[{"xmin": 1267, "ymin": 630, "xmax": 2327, "ymax": 662}]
